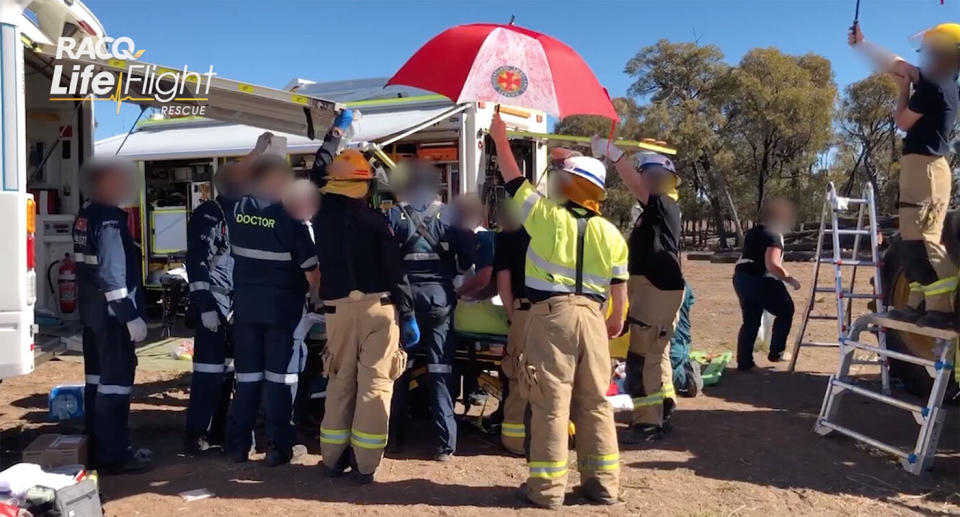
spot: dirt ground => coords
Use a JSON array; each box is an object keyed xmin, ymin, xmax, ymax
[{"xmin": 1, "ymin": 259, "xmax": 957, "ymax": 516}]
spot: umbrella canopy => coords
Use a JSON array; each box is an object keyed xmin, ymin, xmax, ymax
[{"xmin": 387, "ymin": 23, "xmax": 619, "ymax": 122}]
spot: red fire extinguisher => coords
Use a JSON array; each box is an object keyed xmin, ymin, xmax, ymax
[{"xmin": 58, "ymin": 253, "xmax": 76, "ymax": 314}]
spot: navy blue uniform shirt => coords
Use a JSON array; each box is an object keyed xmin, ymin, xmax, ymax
[{"xmin": 73, "ymin": 202, "xmax": 144, "ymax": 326}]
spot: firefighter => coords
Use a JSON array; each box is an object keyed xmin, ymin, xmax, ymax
[
  {"xmin": 73, "ymin": 159, "xmax": 151, "ymax": 474},
  {"xmin": 594, "ymin": 140, "xmax": 685, "ymax": 442},
  {"xmin": 492, "ymin": 114, "xmax": 627, "ymax": 509},
  {"xmin": 226, "ymin": 154, "xmax": 319, "ymax": 466},
  {"xmin": 492, "ymin": 198, "xmax": 530, "ymax": 456},
  {"xmin": 183, "ymin": 159, "xmax": 254, "ymax": 454},
  {"xmin": 387, "ymin": 160, "xmax": 475, "ymax": 462},
  {"xmin": 849, "ymin": 22, "xmax": 959, "ymax": 328},
  {"xmin": 311, "ymin": 111, "xmax": 417, "ymax": 484}
]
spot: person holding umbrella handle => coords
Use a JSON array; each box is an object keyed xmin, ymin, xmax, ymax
[
  {"xmin": 849, "ymin": 22, "xmax": 960, "ymax": 329},
  {"xmin": 490, "ymin": 113, "xmax": 627, "ymax": 509}
]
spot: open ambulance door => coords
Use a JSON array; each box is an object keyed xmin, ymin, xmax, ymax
[{"xmin": 42, "ymin": 53, "xmax": 341, "ymax": 138}]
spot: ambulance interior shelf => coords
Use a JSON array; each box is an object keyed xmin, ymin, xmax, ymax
[{"xmin": 143, "ymin": 159, "xmax": 213, "ymax": 292}]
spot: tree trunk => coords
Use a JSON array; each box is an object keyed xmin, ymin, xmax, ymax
[{"xmin": 700, "ymin": 154, "xmax": 745, "ymax": 246}]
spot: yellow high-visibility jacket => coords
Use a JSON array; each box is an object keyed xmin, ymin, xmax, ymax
[{"xmin": 509, "ymin": 179, "xmax": 628, "ymax": 300}]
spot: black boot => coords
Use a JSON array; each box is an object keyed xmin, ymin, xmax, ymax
[
  {"xmin": 265, "ymin": 446, "xmax": 292, "ymax": 467},
  {"xmin": 884, "ymin": 306, "xmax": 923, "ymax": 323},
  {"xmin": 916, "ymin": 310, "xmax": 957, "ymax": 330},
  {"xmin": 324, "ymin": 449, "xmax": 352, "ymax": 478},
  {"xmin": 183, "ymin": 434, "xmax": 211, "ymax": 456}
]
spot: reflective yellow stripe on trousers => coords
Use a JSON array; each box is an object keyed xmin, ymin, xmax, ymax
[
  {"xmin": 350, "ymin": 428, "xmax": 388, "ymax": 449},
  {"xmin": 632, "ymin": 383, "xmax": 674, "ymax": 408},
  {"xmin": 578, "ymin": 453, "xmax": 619, "ymax": 472},
  {"xmin": 529, "ymin": 460, "xmax": 568, "ymax": 479},
  {"xmin": 501, "ymin": 422, "xmax": 526, "ymax": 438},
  {"xmin": 320, "ymin": 427, "xmax": 349, "ymax": 445},
  {"xmin": 923, "ymin": 275, "xmax": 959, "ymax": 296}
]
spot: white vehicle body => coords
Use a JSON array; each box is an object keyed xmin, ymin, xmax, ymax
[
  {"xmin": 2, "ymin": 0, "xmax": 340, "ymax": 379},
  {"xmin": 0, "ymin": 0, "xmax": 105, "ymax": 379}
]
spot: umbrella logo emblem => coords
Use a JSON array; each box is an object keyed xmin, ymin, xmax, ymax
[{"xmin": 491, "ymin": 65, "xmax": 528, "ymax": 98}]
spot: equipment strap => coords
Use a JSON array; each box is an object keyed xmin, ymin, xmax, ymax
[
  {"xmin": 572, "ymin": 210, "xmax": 593, "ymax": 295},
  {"xmin": 399, "ymin": 204, "xmax": 445, "ymax": 258}
]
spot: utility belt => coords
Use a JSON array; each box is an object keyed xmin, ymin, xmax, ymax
[
  {"xmin": 321, "ymin": 291, "xmax": 392, "ymax": 314},
  {"xmin": 513, "ymin": 297, "xmax": 532, "ymax": 312},
  {"xmin": 532, "ymin": 294, "xmax": 601, "ymax": 314}
]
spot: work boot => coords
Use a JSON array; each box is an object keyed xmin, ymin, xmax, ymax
[
  {"xmin": 884, "ymin": 306, "xmax": 923, "ymax": 323},
  {"xmin": 580, "ymin": 478, "xmax": 621, "ymax": 506},
  {"xmin": 265, "ymin": 447, "xmax": 292, "ymax": 467},
  {"xmin": 519, "ymin": 483, "xmax": 562, "ymax": 510},
  {"xmin": 99, "ymin": 452, "xmax": 153, "ymax": 475},
  {"xmin": 183, "ymin": 434, "xmax": 212, "ymax": 456},
  {"xmin": 767, "ymin": 352, "xmax": 784, "ymax": 363},
  {"xmin": 619, "ymin": 424, "xmax": 663, "ymax": 444},
  {"xmin": 352, "ymin": 471, "xmax": 374, "ymax": 485},
  {"xmin": 916, "ymin": 311, "xmax": 957, "ymax": 330},
  {"xmin": 662, "ymin": 399, "xmax": 676, "ymax": 434},
  {"xmin": 324, "ymin": 449, "xmax": 352, "ymax": 478},
  {"xmin": 227, "ymin": 448, "xmax": 249, "ymax": 463}
]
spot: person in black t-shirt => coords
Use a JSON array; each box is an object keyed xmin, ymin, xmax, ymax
[
  {"xmin": 849, "ymin": 22, "xmax": 960, "ymax": 329},
  {"xmin": 594, "ymin": 137, "xmax": 684, "ymax": 443},
  {"xmin": 733, "ymin": 198, "xmax": 800, "ymax": 370},
  {"xmin": 492, "ymin": 202, "xmax": 532, "ymax": 455}
]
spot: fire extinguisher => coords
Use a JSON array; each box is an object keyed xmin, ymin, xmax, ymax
[{"xmin": 57, "ymin": 253, "xmax": 76, "ymax": 314}]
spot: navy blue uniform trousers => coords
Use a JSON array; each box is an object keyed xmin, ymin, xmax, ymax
[
  {"xmin": 82, "ymin": 319, "xmax": 136, "ymax": 465},
  {"xmin": 732, "ymin": 271, "xmax": 795, "ymax": 368}
]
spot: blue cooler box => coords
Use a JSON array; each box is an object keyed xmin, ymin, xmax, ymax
[{"xmin": 49, "ymin": 384, "xmax": 85, "ymax": 421}]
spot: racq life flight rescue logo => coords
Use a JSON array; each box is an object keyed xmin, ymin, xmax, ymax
[{"xmin": 49, "ymin": 36, "xmax": 216, "ymax": 115}]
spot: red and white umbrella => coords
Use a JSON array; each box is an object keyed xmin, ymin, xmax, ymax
[{"xmin": 387, "ymin": 23, "xmax": 619, "ymax": 122}]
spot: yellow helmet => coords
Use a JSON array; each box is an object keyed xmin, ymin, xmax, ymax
[
  {"xmin": 327, "ymin": 149, "xmax": 373, "ymax": 181},
  {"xmin": 910, "ymin": 23, "xmax": 960, "ymax": 53}
]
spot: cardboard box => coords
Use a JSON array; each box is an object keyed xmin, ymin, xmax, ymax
[{"xmin": 22, "ymin": 434, "xmax": 87, "ymax": 469}]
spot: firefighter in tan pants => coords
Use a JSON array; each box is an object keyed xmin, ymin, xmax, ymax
[
  {"xmin": 594, "ymin": 137, "xmax": 686, "ymax": 442},
  {"xmin": 491, "ymin": 115, "xmax": 628, "ymax": 509},
  {"xmin": 311, "ymin": 145, "xmax": 419, "ymax": 484},
  {"xmin": 850, "ymin": 22, "xmax": 960, "ymax": 329},
  {"xmin": 494, "ymin": 201, "xmax": 532, "ymax": 455}
]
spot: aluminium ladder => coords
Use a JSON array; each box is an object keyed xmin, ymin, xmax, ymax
[
  {"xmin": 815, "ymin": 314, "xmax": 957, "ymax": 475},
  {"xmin": 788, "ymin": 183, "xmax": 889, "ymax": 393}
]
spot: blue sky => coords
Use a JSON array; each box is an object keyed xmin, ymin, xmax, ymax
[{"xmin": 85, "ymin": 0, "xmax": 954, "ymax": 140}]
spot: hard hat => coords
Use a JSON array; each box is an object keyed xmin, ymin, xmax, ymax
[
  {"xmin": 909, "ymin": 23, "xmax": 960, "ymax": 53},
  {"xmin": 634, "ymin": 152, "xmax": 681, "ymax": 187},
  {"xmin": 559, "ymin": 155, "xmax": 607, "ymax": 191},
  {"xmin": 327, "ymin": 149, "xmax": 373, "ymax": 181}
]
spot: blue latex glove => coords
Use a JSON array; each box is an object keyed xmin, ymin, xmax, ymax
[
  {"xmin": 333, "ymin": 109, "xmax": 354, "ymax": 132},
  {"xmin": 400, "ymin": 315, "xmax": 421, "ymax": 349}
]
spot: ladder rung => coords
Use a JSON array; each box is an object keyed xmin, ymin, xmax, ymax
[
  {"xmin": 842, "ymin": 340, "xmax": 938, "ymax": 368},
  {"xmin": 808, "ymin": 315, "xmax": 837, "ymax": 320},
  {"xmin": 828, "ymin": 260, "xmax": 878, "ymax": 267},
  {"xmin": 831, "ymin": 379, "xmax": 924, "ymax": 415},
  {"xmin": 801, "ymin": 341, "xmax": 839, "ymax": 348},
  {"xmin": 814, "ymin": 287, "xmax": 836, "ymax": 293},
  {"xmin": 827, "ymin": 229, "xmax": 872, "ymax": 236},
  {"xmin": 842, "ymin": 292, "xmax": 882, "ymax": 300},
  {"xmin": 816, "ymin": 420, "xmax": 911, "ymax": 460},
  {"xmin": 851, "ymin": 359, "xmax": 883, "ymax": 365}
]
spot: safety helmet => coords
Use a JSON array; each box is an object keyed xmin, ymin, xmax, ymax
[
  {"xmin": 909, "ymin": 23, "xmax": 960, "ymax": 54},
  {"xmin": 633, "ymin": 152, "xmax": 680, "ymax": 185},
  {"xmin": 557, "ymin": 155, "xmax": 607, "ymax": 192},
  {"xmin": 327, "ymin": 149, "xmax": 373, "ymax": 181}
]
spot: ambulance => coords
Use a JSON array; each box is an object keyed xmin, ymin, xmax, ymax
[{"xmin": 0, "ymin": 0, "xmax": 340, "ymax": 379}]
